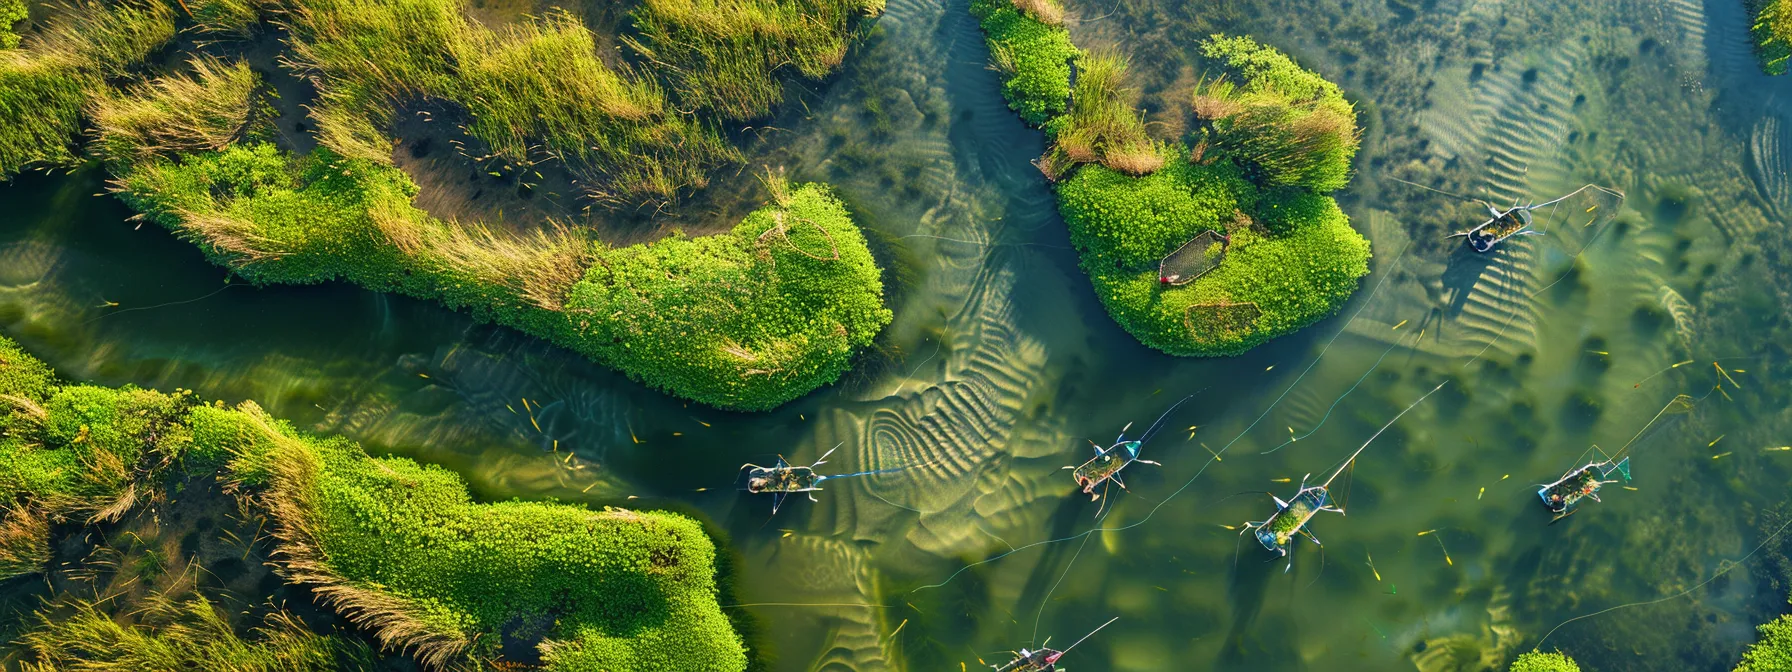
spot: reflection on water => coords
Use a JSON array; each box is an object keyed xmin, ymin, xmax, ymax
[{"xmin": 4, "ymin": 0, "xmax": 1792, "ymax": 669}]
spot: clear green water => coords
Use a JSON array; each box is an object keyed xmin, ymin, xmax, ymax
[{"xmin": 4, "ymin": 0, "xmax": 1792, "ymax": 670}]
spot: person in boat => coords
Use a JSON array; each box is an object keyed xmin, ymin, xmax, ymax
[{"xmin": 743, "ymin": 464, "xmax": 821, "ymax": 493}]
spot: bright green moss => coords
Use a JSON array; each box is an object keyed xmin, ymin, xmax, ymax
[
  {"xmin": 1735, "ymin": 614, "xmax": 1792, "ymax": 672},
  {"xmin": 208, "ymin": 403, "xmax": 746, "ymax": 670},
  {"xmin": 1755, "ymin": 0, "xmax": 1792, "ymax": 75},
  {"xmin": 969, "ymin": 0, "xmax": 1079, "ymax": 125},
  {"xmin": 1058, "ymin": 152, "xmax": 1370, "ymax": 356},
  {"xmin": 1510, "ymin": 651, "xmax": 1580, "ymax": 672},
  {"xmin": 117, "ymin": 143, "xmax": 890, "ymax": 410}
]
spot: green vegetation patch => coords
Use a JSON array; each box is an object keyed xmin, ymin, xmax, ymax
[
  {"xmin": 1194, "ymin": 35, "xmax": 1360, "ymax": 193},
  {"xmin": 0, "ymin": 335, "xmax": 747, "ymax": 671},
  {"xmin": 0, "ymin": 337, "xmax": 200, "ymax": 580},
  {"xmin": 1059, "ymin": 152, "xmax": 1369, "ymax": 355},
  {"xmin": 0, "ymin": 0, "xmax": 176, "ymax": 178},
  {"xmin": 969, "ymin": 16, "xmax": 1370, "ymax": 356},
  {"xmin": 1735, "ymin": 614, "xmax": 1792, "ymax": 672},
  {"xmin": 22, "ymin": 590, "xmax": 374, "ymax": 672},
  {"xmin": 1510, "ymin": 651, "xmax": 1581, "ymax": 672},
  {"xmin": 0, "ymin": 0, "xmax": 25, "ymax": 50},
  {"xmin": 969, "ymin": 0, "xmax": 1079, "ymax": 125},
  {"xmin": 115, "ymin": 138, "xmax": 889, "ymax": 410},
  {"xmin": 1754, "ymin": 0, "xmax": 1792, "ymax": 75},
  {"xmin": 1039, "ymin": 50, "xmax": 1162, "ymax": 178},
  {"xmin": 216, "ymin": 401, "xmax": 746, "ymax": 670}
]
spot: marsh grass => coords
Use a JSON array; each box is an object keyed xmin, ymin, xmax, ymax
[
  {"xmin": 1039, "ymin": 50, "xmax": 1163, "ymax": 179},
  {"xmin": 20, "ymin": 576, "xmax": 374, "ymax": 672},
  {"xmin": 1, "ymin": 0, "xmax": 26, "ymax": 49},
  {"xmin": 280, "ymin": 0, "xmax": 737, "ymax": 202},
  {"xmin": 1193, "ymin": 35, "xmax": 1360, "ymax": 192},
  {"xmin": 212, "ymin": 397, "xmax": 749, "ymax": 670},
  {"xmin": 91, "ymin": 57, "xmax": 261, "ymax": 167},
  {"xmin": 624, "ymin": 0, "xmax": 883, "ymax": 120},
  {"xmin": 1010, "ymin": 0, "xmax": 1064, "ymax": 25},
  {"xmin": 969, "ymin": 0, "xmax": 1078, "ymax": 124}
]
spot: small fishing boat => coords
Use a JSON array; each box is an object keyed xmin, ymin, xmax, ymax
[
  {"xmin": 1537, "ymin": 457, "xmax": 1630, "ymax": 521},
  {"xmin": 990, "ymin": 617, "xmax": 1117, "ymax": 672},
  {"xmin": 1062, "ymin": 396, "xmax": 1193, "ymax": 516},
  {"xmin": 1450, "ymin": 202, "xmax": 1545, "ymax": 253},
  {"xmin": 1243, "ymin": 382, "xmax": 1446, "ymax": 570},
  {"xmin": 739, "ymin": 445, "xmax": 927, "ymax": 514}
]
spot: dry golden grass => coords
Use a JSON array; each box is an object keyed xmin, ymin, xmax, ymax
[
  {"xmin": 90, "ymin": 56, "xmax": 258, "ymax": 165},
  {"xmin": 372, "ymin": 204, "xmax": 590, "ymax": 311},
  {"xmin": 1010, "ymin": 0, "xmax": 1063, "ymax": 25},
  {"xmin": 176, "ymin": 211, "xmax": 291, "ymax": 263}
]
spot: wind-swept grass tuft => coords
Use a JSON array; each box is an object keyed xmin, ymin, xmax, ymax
[
  {"xmin": 20, "ymin": 582, "xmax": 375, "ymax": 672},
  {"xmin": 625, "ymin": 0, "xmax": 883, "ymax": 120},
  {"xmin": 1040, "ymin": 50, "xmax": 1163, "ymax": 179},
  {"xmin": 90, "ymin": 57, "xmax": 261, "ymax": 167},
  {"xmin": 0, "ymin": 0, "xmax": 176, "ymax": 177},
  {"xmin": 1, "ymin": 0, "xmax": 25, "ymax": 49},
  {"xmin": 280, "ymin": 0, "xmax": 738, "ymax": 202},
  {"xmin": 1194, "ymin": 35, "xmax": 1360, "ymax": 192}
]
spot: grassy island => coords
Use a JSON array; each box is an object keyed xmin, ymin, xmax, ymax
[
  {"xmin": 970, "ymin": 3, "xmax": 1370, "ymax": 356},
  {"xmin": 1754, "ymin": 0, "xmax": 1792, "ymax": 75},
  {"xmin": 0, "ymin": 335, "xmax": 747, "ymax": 671},
  {"xmin": 1, "ymin": 0, "xmax": 891, "ymax": 411}
]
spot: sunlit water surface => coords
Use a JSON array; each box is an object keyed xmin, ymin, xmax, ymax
[{"xmin": 3, "ymin": 0, "xmax": 1792, "ymax": 670}]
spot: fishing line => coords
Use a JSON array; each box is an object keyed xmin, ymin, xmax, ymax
[
  {"xmin": 80, "ymin": 283, "xmax": 238, "ymax": 325},
  {"xmin": 1532, "ymin": 510, "xmax": 1792, "ymax": 650},
  {"xmin": 1030, "ymin": 527, "xmax": 1097, "ymax": 646},
  {"xmin": 1387, "ymin": 176, "xmax": 1493, "ymax": 207},
  {"xmin": 1260, "ymin": 328, "xmax": 1420, "ymax": 455},
  {"xmin": 912, "ymin": 241, "xmax": 1419, "ymax": 593}
]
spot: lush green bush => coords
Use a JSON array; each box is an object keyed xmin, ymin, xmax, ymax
[
  {"xmin": 21, "ymin": 591, "xmax": 375, "ymax": 672},
  {"xmin": 1058, "ymin": 151, "xmax": 1369, "ymax": 355},
  {"xmin": 1736, "ymin": 614, "xmax": 1792, "ymax": 672},
  {"xmin": 1194, "ymin": 35, "xmax": 1359, "ymax": 192},
  {"xmin": 212, "ymin": 400, "xmax": 746, "ymax": 670},
  {"xmin": 969, "ymin": 0, "xmax": 1079, "ymax": 125},
  {"xmin": 1039, "ymin": 50, "xmax": 1163, "ymax": 178},
  {"xmin": 116, "ymin": 143, "xmax": 890, "ymax": 410},
  {"xmin": 0, "ymin": 0, "xmax": 176, "ymax": 178},
  {"xmin": 0, "ymin": 0, "xmax": 25, "ymax": 50},
  {"xmin": 1510, "ymin": 651, "xmax": 1580, "ymax": 672},
  {"xmin": 626, "ymin": 0, "xmax": 884, "ymax": 120},
  {"xmin": 1755, "ymin": 0, "xmax": 1792, "ymax": 75}
]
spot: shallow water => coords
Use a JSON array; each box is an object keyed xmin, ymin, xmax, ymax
[{"xmin": 4, "ymin": 0, "xmax": 1792, "ymax": 670}]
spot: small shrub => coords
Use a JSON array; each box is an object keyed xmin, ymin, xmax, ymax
[
  {"xmin": 1510, "ymin": 651, "xmax": 1580, "ymax": 672},
  {"xmin": 1755, "ymin": 0, "xmax": 1792, "ymax": 75},
  {"xmin": 0, "ymin": 0, "xmax": 25, "ymax": 50},
  {"xmin": 969, "ymin": 0, "xmax": 1079, "ymax": 125},
  {"xmin": 1735, "ymin": 615, "xmax": 1792, "ymax": 672}
]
